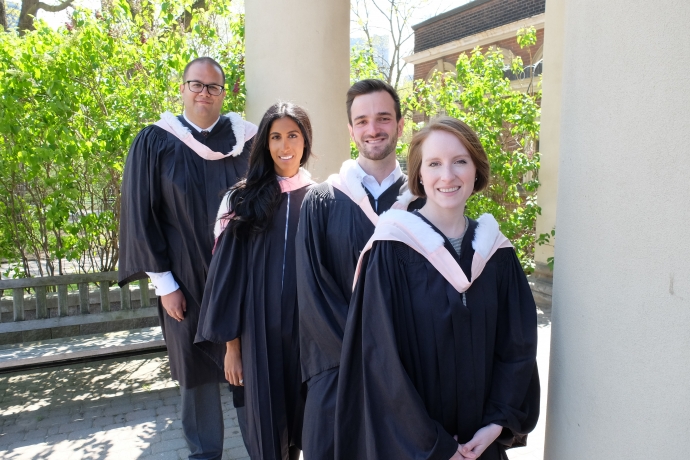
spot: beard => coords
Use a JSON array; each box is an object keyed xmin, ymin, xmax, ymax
[{"xmin": 355, "ymin": 131, "xmax": 398, "ymax": 161}]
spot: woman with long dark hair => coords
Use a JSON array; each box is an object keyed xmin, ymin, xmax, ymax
[
  {"xmin": 195, "ymin": 102, "xmax": 314, "ymax": 460},
  {"xmin": 334, "ymin": 116, "xmax": 540, "ymax": 460}
]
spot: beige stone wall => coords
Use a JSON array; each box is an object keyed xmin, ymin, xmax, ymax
[
  {"xmin": 244, "ymin": 0, "xmax": 351, "ymax": 181},
  {"xmin": 544, "ymin": 0, "xmax": 690, "ymax": 457}
]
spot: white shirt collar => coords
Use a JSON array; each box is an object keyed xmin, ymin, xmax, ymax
[
  {"xmin": 355, "ymin": 160, "xmax": 403, "ymax": 199},
  {"xmin": 183, "ymin": 112, "xmax": 221, "ymax": 133}
]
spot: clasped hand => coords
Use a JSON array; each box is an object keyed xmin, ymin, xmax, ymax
[{"xmin": 450, "ymin": 423, "xmax": 503, "ymax": 460}]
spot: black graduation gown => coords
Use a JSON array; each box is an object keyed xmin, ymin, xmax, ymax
[
  {"xmin": 296, "ymin": 175, "xmax": 423, "ymax": 383},
  {"xmin": 196, "ymin": 186, "xmax": 309, "ymax": 460},
  {"xmin": 118, "ymin": 115, "xmax": 251, "ymax": 388},
  {"xmin": 335, "ymin": 218, "xmax": 540, "ymax": 460}
]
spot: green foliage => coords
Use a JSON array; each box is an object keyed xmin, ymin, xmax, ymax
[
  {"xmin": 350, "ymin": 44, "xmax": 384, "ymax": 85},
  {"xmin": 0, "ymin": 0, "xmax": 245, "ymax": 277},
  {"xmin": 404, "ymin": 29, "xmax": 544, "ymax": 272},
  {"xmin": 517, "ymin": 26, "xmax": 538, "ymax": 49},
  {"xmin": 350, "ymin": 140, "xmax": 359, "ymax": 160},
  {"xmin": 536, "ymin": 227, "xmax": 556, "ymax": 271}
]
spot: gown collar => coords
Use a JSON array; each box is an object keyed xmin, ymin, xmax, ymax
[
  {"xmin": 353, "ymin": 210, "xmax": 512, "ymax": 294},
  {"xmin": 182, "ymin": 112, "xmax": 220, "ymax": 133},
  {"xmin": 327, "ymin": 159, "xmax": 418, "ymax": 225},
  {"xmin": 277, "ymin": 168, "xmax": 315, "ymax": 193},
  {"xmin": 413, "ymin": 211, "xmax": 473, "ymax": 271},
  {"xmin": 154, "ymin": 111, "xmax": 258, "ymax": 160},
  {"xmin": 213, "ymin": 168, "xmax": 314, "ymax": 240}
]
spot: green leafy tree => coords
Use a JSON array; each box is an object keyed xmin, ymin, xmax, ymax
[
  {"xmin": 405, "ymin": 29, "xmax": 543, "ymax": 271},
  {"xmin": 350, "ymin": 44, "xmax": 383, "ymax": 85},
  {"xmin": 0, "ymin": 0, "xmax": 245, "ymax": 277}
]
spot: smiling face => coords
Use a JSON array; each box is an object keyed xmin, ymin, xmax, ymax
[
  {"xmin": 180, "ymin": 61, "xmax": 226, "ymax": 128},
  {"xmin": 419, "ymin": 130, "xmax": 477, "ymax": 213},
  {"xmin": 348, "ymin": 91, "xmax": 403, "ymax": 161},
  {"xmin": 268, "ymin": 117, "xmax": 304, "ymax": 177}
]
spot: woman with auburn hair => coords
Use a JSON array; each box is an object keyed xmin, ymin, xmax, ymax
[
  {"xmin": 335, "ymin": 116, "xmax": 540, "ymax": 460},
  {"xmin": 195, "ymin": 102, "xmax": 314, "ymax": 460}
]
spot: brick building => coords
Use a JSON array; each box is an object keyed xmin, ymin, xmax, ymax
[
  {"xmin": 406, "ymin": 0, "xmax": 545, "ymax": 91},
  {"xmin": 406, "ymin": 0, "xmax": 551, "ymax": 306}
]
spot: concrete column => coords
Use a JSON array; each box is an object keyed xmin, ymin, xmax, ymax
[
  {"xmin": 544, "ymin": 1, "xmax": 690, "ymax": 458},
  {"xmin": 534, "ymin": 0, "xmax": 564, "ymax": 267},
  {"xmin": 245, "ymin": 0, "xmax": 351, "ymax": 181}
]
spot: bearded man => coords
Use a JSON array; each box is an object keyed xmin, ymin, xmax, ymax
[{"xmin": 296, "ymin": 79, "xmax": 423, "ymax": 460}]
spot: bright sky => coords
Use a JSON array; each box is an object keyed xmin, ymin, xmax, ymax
[
  {"xmin": 35, "ymin": 0, "xmax": 100, "ymax": 27},
  {"xmin": 350, "ymin": 0, "xmax": 472, "ymax": 36},
  {"xmin": 38, "ymin": 0, "xmax": 472, "ymax": 35},
  {"xmin": 350, "ymin": 0, "xmax": 473, "ymax": 79},
  {"xmin": 36, "ymin": 0, "xmax": 473, "ymax": 78}
]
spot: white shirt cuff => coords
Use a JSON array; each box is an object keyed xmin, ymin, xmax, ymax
[{"xmin": 145, "ymin": 271, "xmax": 179, "ymax": 296}]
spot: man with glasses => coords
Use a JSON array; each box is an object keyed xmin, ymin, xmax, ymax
[{"xmin": 119, "ymin": 57, "xmax": 256, "ymax": 460}]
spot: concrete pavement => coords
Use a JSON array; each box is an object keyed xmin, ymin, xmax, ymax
[{"xmin": 0, "ymin": 352, "xmax": 248, "ymax": 460}]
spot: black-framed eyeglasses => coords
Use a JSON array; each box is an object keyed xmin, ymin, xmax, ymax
[{"xmin": 185, "ymin": 80, "xmax": 225, "ymax": 96}]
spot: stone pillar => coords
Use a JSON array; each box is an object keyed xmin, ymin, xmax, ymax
[
  {"xmin": 531, "ymin": 0, "xmax": 565, "ymax": 309},
  {"xmin": 245, "ymin": 0, "xmax": 351, "ymax": 181},
  {"xmin": 544, "ymin": 1, "xmax": 690, "ymax": 458},
  {"xmin": 534, "ymin": 7, "xmax": 564, "ymax": 255}
]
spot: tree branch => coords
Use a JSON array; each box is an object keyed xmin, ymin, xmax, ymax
[{"xmin": 37, "ymin": 0, "xmax": 74, "ymax": 13}]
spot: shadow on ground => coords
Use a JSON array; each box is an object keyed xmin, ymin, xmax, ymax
[{"xmin": 0, "ymin": 352, "xmax": 179, "ymax": 459}]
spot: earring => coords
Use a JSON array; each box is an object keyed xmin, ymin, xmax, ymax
[
  {"xmin": 420, "ymin": 179, "xmax": 423, "ymax": 185},
  {"xmin": 474, "ymin": 177, "xmax": 477, "ymax": 182}
]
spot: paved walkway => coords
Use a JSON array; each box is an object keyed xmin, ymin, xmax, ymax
[
  {"xmin": 0, "ymin": 353, "xmax": 248, "ymax": 459},
  {"xmin": 0, "ymin": 307, "xmax": 551, "ymax": 460},
  {"xmin": 0, "ymin": 328, "xmax": 165, "ymax": 371}
]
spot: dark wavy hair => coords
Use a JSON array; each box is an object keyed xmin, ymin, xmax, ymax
[{"xmin": 224, "ymin": 102, "xmax": 313, "ymax": 239}]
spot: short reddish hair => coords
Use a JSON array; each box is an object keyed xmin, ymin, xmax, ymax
[{"xmin": 407, "ymin": 116, "xmax": 490, "ymax": 197}]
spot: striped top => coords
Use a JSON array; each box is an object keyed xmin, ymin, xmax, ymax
[{"xmin": 447, "ymin": 215, "xmax": 469, "ymax": 256}]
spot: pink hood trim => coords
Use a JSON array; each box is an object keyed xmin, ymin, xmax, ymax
[
  {"xmin": 327, "ymin": 160, "xmax": 378, "ymax": 224},
  {"xmin": 353, "ymin": 210, "xmax": 512, "ymax": 294},
  {"xmin": 154, "ymin": 112, "xmax": 258, "ymax": 161},
  {"xmin": 327, "ymin": 159, "xmax": 419, "ymax": 225},
  {"xmin": 212, "ymin": 169, "xmax": 314, "ymax": 251},
  {"xmin": 278, "ymin": 168, "xmax": 315, "ymax": 193}
]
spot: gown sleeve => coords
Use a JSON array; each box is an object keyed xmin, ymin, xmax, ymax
[
  {"xmin": 118, "ymin": 127, "xmax": 171, "ymax": 286},
  {"xmin": 335, "ymin": 242, "xmax": 459, "ymax": 460},
  {"xmin": 194, "ymin": 227, "xmax": 248, "ymax": 369},
  {"xmin": 481, "ymin": 248, "xmax": 541, "ymax": 447},
  {"xmin": 296, "ymin": 189, "xmax": 350, "ymax": 379}
]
